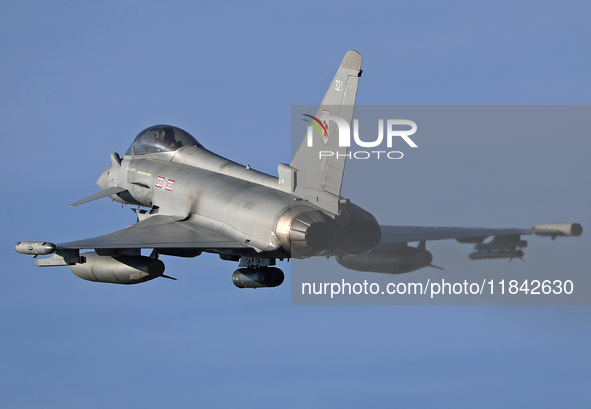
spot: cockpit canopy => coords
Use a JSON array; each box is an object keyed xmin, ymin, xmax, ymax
[{"xmin": 125, "ymin": 125, "xmax": 201, "ymax": 156}]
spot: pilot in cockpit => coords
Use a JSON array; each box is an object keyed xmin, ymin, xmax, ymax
[
  {"xmin": 152, "ymin": 127, "xmax": 180, "ymax": 151},
  {"xmin": 127, "ymin": 125, "xmax": 200, "ymax": 156}
]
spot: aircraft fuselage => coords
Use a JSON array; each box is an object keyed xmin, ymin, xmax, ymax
[{"xmin": 100, "ymin": 144, "xmax": 378, "ymax": 259}]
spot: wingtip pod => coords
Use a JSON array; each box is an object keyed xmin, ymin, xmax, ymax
[
  {"xmin": 533, "ymin": 223, "xmax": 583, "ymax": 237},
  {"xmin": 15, "ymin": 241, "xmax": 57, "ymax": 256}
]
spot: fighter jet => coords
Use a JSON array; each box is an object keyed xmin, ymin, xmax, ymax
[{"xmin": 15, "ymin": 50, "xmax": 583, "ymax": 287}]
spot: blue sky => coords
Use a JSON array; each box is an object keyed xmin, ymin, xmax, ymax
[{"xmin": 1, "ymin": 1, "xmax": 590, "ymax": 407}]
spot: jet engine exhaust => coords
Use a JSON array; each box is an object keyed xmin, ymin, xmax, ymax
[
  {"xmin": 332, "ymin": 202, "xmax": 382, "ymax": 256},
  {"xmin": 274, "ymin": 203, "xmax": 381, "ymax": 258},
  {"xmin": 275, "ymin": 207, "xmax": 336, "ymax": 258}
]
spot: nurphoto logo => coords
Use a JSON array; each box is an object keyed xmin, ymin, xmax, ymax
[{"xmin": 303, "ymin": 114, "xmax": 418, "ymax": 160}]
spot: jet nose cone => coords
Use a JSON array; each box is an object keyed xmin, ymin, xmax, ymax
[{"xmin": 97, "ymin": 167, "xmax": 110, "ymax": 190}]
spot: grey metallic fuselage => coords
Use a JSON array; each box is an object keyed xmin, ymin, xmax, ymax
[{"xmin": 102, "ymin": 145, "xmax": 297, "ymax": 257}]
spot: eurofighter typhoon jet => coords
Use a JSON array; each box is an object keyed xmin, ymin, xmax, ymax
[{"xmin": 15, "ymin": 51, "xmax": 583, "ymax": 287}]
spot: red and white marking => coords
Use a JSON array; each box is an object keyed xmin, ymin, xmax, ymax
[{"xmin": 321, "ymin": 109, "xmax": 330, "ymax": 146}]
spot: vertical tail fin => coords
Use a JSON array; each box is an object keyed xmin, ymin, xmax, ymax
[{"xmin": 290, "ymin": 50, "xmax": 362, "ymax": 201}]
